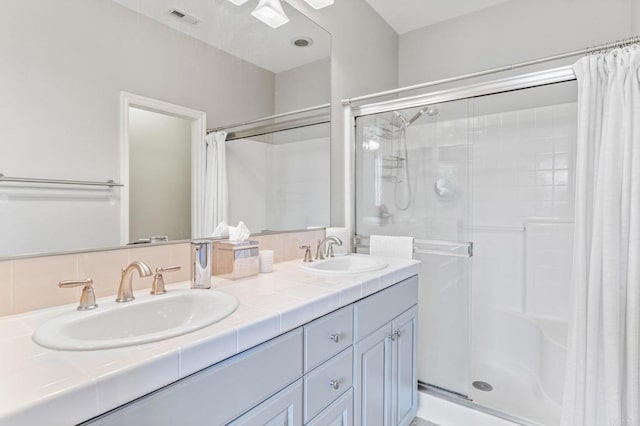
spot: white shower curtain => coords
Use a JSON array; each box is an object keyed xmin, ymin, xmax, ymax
[
  {"xmin": 203, "ymin": 131, "xmax": 228, "ymax": 237},
  {"xmin": 562, "ymin": 46, "xmax": 640, "ymax": 426}
]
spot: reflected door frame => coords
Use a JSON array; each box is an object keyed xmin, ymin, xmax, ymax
[{"xmin": 119, "ymin": 92, "xmax": 206, "ymax": 244}]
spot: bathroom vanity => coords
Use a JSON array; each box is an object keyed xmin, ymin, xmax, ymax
[{"xmin": 0, "ymin": 256, "xmax": 418, "ymax": 426}]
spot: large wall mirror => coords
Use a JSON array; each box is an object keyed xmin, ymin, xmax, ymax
[{"xmin": 0, "ymin": 0, "xmax": 331, "ymax": 258}]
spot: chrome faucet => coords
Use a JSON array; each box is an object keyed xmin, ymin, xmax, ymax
[
  {"xmin": 315, "ymin": 236, "xmax": 343, "ymax": 260},
  {"xmin": 116, "ymin": 261, "xmax": 152, "ymax": 303}
]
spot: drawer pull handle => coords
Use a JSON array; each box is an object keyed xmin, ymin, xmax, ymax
[
  {"xmin": 329, "ymin": 380, "xmax": 340, "ymax": 390},
  {"xmin": 329, "ymin": 334, "xmax": 340, "ymax": 343}
]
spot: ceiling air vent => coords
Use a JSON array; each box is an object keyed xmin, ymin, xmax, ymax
[{"xmin": 167, "ymin": 8, "xmax": 200, "ymax": 25}]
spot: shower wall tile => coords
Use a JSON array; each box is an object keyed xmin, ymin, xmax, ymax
[{"xmin": 524, "ymin": 221, "xmax": 574, "ymax": 319}]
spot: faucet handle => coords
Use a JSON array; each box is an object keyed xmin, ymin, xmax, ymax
[
  {"xmin": 299, "ymin": 245, "xmax": 313, "ymax": 263},
  {"xmin": 315, "ymin": 239, "xmax": 325, "ymax": 260},
  {"xmin": 59, "ymin": 278, "xmax": 98, "ymax": 311},
  {"xmin": 151, "ymin": 266, "xmax": 181, "ymax": 295}
]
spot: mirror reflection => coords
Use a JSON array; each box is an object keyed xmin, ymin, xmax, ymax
[{"xmin": 0, "ymin": 0, "xmax": 330, "ymax": 258}]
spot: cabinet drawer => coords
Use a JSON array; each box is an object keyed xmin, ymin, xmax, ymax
[
  {"xmin": 304, "ymin": 347, "xmax": 353, "ymax": 423},
  {"xmin": 229, "ymin": 380, "xmax": 303, "ymax": 426},
  {"xmin": 86, "ymin": 329, "xmax": 303, "ymax": 425},
  {"xmin": 304, "ymin": 305, "xmax": 353, "ymax": 372},
  {"xmin": 306, "ymin": 388, "xmax": 353, "ymax": 426},
  {"xmin": 354, "ymin": 275, "xmax": 418, "ymax": 342}
]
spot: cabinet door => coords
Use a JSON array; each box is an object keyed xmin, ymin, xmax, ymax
[
  {"xmin": 229, "ymin": 380, "xmax": 303, "ymax": 426},
  {"xmin": 391, "ymin": 306, "xmax": 418, "ymax": 426},
  {"xmin": 306, "ymin": 389, "xmax": 353, "ymax": 426},
  {"xmin": 353, "ymin": 323, "xmax": 392, "ymax": 426}
]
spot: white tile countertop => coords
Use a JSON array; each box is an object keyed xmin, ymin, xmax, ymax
[{"xmin": 0, "ymin": 255, "xmax": 418, "ymax": 425}]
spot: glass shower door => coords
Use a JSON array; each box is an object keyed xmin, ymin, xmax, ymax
[{"xmin": 354, "ymin": 99, "xmax": 473, "ymax": 398}]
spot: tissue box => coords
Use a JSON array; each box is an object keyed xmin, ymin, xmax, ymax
[{"xmin": 212, "ymin": 240, "xmax": 259, "ymax": 280}]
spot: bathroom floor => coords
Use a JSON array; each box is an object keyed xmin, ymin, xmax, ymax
[{"xmin": 412, "ymin": 417, "xmax": 439, "ymax": 426}]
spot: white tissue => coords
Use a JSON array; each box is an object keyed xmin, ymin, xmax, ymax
[
  {"xmin": 229, "ymin": 221, "xmax": 251, "ymax": 241},
  {"xmin": 212, "ymin": 221, "xmax": 229, "ymax": 238}
]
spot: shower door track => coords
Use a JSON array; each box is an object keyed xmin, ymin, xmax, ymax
[{"xmin": 418, "ymin": 382, "xmax": 542, "ymax": 426}]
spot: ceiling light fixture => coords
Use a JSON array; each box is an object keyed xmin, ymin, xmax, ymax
[
  {"xmin": 227, "ymin": 0, "xmax": 249, "ymax": 5},
  {"xmin": 303, "ymin": 0, "xmax": 334, "ymax": 9},
  {"xmin": 251, "ymin": 0, "xmax": 289, "ymax": 28}
]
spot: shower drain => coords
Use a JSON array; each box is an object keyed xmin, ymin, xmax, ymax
[{"xmin": 472, "ymin": 381, "xmax": 493, "ymax": 392}]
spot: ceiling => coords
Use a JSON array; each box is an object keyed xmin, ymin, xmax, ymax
[
  {"xmin": 112, "ymin": 0, "xmax": 330, "ymax": 73},
  {"xmin": 364, "ymin": 0, "xmax": 511, "ymax": 34}
]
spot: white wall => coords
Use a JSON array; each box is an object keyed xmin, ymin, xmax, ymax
[
  {"xmin": 0, "ymin": 0, "xmax": 274, "ymax": 256},
  {"xmin": 399, "ymin": 0, "xmax": 636, "ymax": 87},
  {"xmin": 128, "ymin": 108, "xmax": 192, "ymax": 242},
  {"xmin": 286, "ymin": 0, "xmax": 399, "ymax": 226}
]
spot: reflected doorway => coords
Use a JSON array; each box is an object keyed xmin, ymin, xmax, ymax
[{"xmin": 120, "ymin": 92, "xmax": 206, "ymax": 245}]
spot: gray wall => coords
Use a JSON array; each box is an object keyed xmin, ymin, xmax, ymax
[
  {"xmin": 399, "ymin": 0, "xmax": 637, "ymax": 87},
  {"xmin": 287, "ymin": 0, "xmax": 400, "ymax": 226}
]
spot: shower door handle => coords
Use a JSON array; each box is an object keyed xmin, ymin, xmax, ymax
[{"xmin": 413, "ymin": 240, "xmax": 473, "ymax": 258}]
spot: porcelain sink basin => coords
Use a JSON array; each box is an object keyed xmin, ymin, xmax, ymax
[
  {"xmin": 33, "ymin": 290, "xmax": 239, "ymax": 351},
  {"xmin": 299, "ymin": 255, "xmax": 387, "ymax": 275}
]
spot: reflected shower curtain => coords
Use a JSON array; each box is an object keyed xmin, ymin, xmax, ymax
[
  {"xmin": 203, "ymin": 131, "xmax": 228, "ymax": 236},
  {"xmin": 562, "ymin": 46, "xmax": 640, "ymax": 426}
]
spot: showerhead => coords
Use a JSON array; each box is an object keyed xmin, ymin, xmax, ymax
[{"xmin": 407, "ymin": 106, "xmax": 439, "ymax": 126}]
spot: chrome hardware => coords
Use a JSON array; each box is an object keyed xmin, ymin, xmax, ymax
[
  {"xmin": 151, "ymin": 266, "xmax": 181, "ymax": 295},
  {"xmin": 300, "ymin": 245, "xmax": 313, "ymax": 263},
  {"xmin": 315, "ymin": 236, "xmax": 343, "ymax": 260},
  {"xmin": 329, "ymin": 333, "xmax": 340, "ymax": 343},
  {"xmin": 390, "ymin": 330, "xmax": 401, "ymax": 341},
  {"xmin": 0, "ymin": 173, "xmax": 123, "ymax": 187},
  {"xmin": 191, "ymin": 241, "xmax": 212, "ymax": 289},
  {"xmin": 329, "ymin": 380, "xmax": 340, "ymax": 390},
  {"xmin": 59, "ymin": 278, "xmax": 98, "ymax": 311},
  {"xmin": 116, "ymin": 261, "xmax": 152, "ymax": 303}
]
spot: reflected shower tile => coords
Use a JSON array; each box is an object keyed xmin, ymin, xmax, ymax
[
  {"xmin": 535, "ymin": 186, "xmax": 554, "ymax": 202},
  {"xmin": 535, "ymin": 171, "xmax": 553, "ymax": 185},
  {"xmin": 535, "ymin": 153, "xmax": 553, "ymax": 170},
  {"xmin": 501, "ymin": 111, "xmax": 518, "ymax": 129},
  {"xmin": 554, "ymin": 153, "xmax": 569, "ymax": 169},
  {"xmin": 534, "ymin": 202, "xmax": 555, "ymax": 217},
  {"xmin": 554, "ymin": 170, "xmax": 569, "ymax": 185},
  {"xmin": 554, "ymin": 185, "xmax": 570, "ymax": 202},
  {"xmin": 518, "ymin": 109, "xmax": 536, "ymax": 127}
]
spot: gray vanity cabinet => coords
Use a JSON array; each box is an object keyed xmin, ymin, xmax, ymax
[
  {"xmin": 390, "ymin": 306, "xmax": 418, "ymax": 426},
  {"xmin": 229, "ymin": 380, "xmax": 303, "ymax": 426},
  {"xmin": 82, "ymin": 275, "xmax": 418, "ymax": 426},
  {"xmin": 353, "ymin": 276, "xmax": 418, "ymax": 426}
]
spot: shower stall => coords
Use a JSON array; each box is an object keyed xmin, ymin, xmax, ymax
[{"xmin": 350, "ymin": 68, "xmax": 578, "ymax": 425}]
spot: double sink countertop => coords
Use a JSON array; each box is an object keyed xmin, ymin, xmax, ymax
[{"xmin": 0, "ymin": 255, "xmax": 418, "ymax": 425}]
